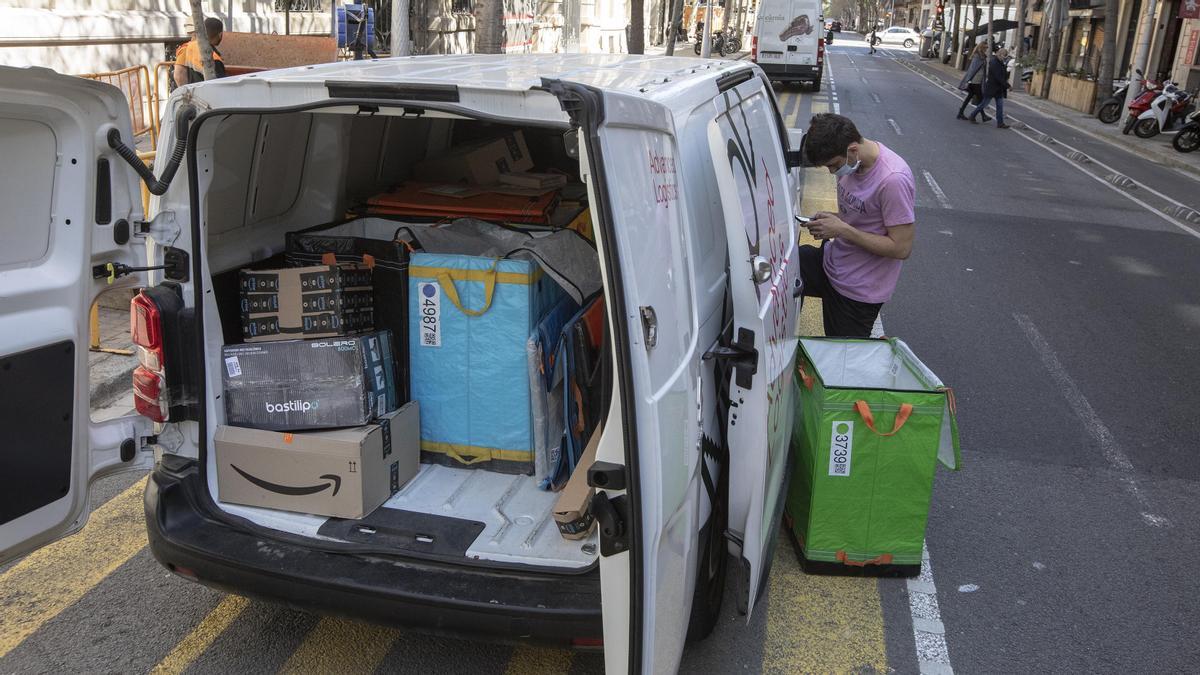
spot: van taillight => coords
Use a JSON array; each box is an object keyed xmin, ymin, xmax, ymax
[
  {"xmin": 751, "ymin": 35, "xmax": 758, "ymax": 62},
  {"xmin": 131, "ymin": 291, "xmax": 169, "ymax": 422},
  {"xmin": 818, "ymin": 37, "xmax": 824, "ymax": 65}
]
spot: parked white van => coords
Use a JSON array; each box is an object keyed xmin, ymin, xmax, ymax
[
  {"xmin": 751, "ymin": 0, "xmax": 826, "ymax": 90},
  {"xmin": 0, "ymin": 54, "xmax": 805, "ymax": 673}
]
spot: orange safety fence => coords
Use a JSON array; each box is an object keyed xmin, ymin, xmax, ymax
[{"xmin": 79, "ymin": 65, "xmax": 158, "ymax": 150}]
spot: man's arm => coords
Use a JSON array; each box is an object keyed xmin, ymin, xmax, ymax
[
  {"xmin": 173, "ymin": 63, "xmax": 188, "ymax": 87},
  {"xmin": 808, "ymin": 218, "xmax": 914, "ymax": 259}
]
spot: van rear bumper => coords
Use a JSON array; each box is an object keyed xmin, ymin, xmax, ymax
[
  {"xmin": 757, "ymin": 62, "xmax": 822, "ymax": 82},
  {"xmin": 143, "ymin": 456, "xmax": 604, "ymax": 646}
]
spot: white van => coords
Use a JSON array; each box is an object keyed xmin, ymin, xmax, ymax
[
  {"xmin": 0, "ymin": 55, "xmax": 804, "ymax": 673},
  {"xmin": 751, "ymin": 0, "xmax": 825, "ymax": 90}
]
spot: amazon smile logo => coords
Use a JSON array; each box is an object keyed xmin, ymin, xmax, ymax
[{"xmin": 231, "ymin": 464, "xmax": 342, "ymax": 496}]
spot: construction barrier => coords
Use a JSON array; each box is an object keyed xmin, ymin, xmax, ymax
[{"xmin": 79, "ymin": 65, "xmax": 158, "ymax": 150}]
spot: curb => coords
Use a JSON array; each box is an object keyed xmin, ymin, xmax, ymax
[
  {"xmin": 912, "ymin": 56, "xmax": 1200, "ymax": 180},
  {"xmin": 90, "ymin": 362, "xmax": 136, "ymax": 410}
]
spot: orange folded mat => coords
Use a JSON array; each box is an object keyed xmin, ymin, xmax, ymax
[{"xmin": 366, "ymin": 182, "xmax": 559, "ymax": 224}]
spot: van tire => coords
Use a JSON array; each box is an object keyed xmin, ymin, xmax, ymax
[
  {"xmin": 811, "ymin": 79, "xmax": 822, "ymax": 92},
  {"xmin": 686, "ymin": 438, "xmax": 729, "ymax": 643}
]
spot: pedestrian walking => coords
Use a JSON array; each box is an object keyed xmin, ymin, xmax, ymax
[
  {"xmin": 957, "ymin": 42, "xmax": 992, "ymax": 122},
  {"xmin": 869, "ymin": 27, "xmax": 878, "ymax": 53},
  {"xmin": 799, "ymin": 113, "xmax": 916, "ymax": 338},
  {"xmin": 968, "ymin": 47, "xmax": 1012, "ymax": 128},
  {"xmin": 348, "ymin": 7, "xmax": 378, "ymax": 60}
]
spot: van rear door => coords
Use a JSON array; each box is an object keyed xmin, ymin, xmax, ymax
[
  {"xmin": 0, "ymin": 66, "xmax": 155, "ymax": 566},
  {"xmin": 705, "ymin": 75, "xmax": 800, "ymax": 617},
  {"xmin": 783, "ymin": 0, "xmax": 820, "ymax": 72}
]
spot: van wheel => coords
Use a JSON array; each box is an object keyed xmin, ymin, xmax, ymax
[
  {"xmin": 811, "ymin": 79, "xmax": 822, "ymax": 92},
  {"xmin": 686, "ymin": 438, "xmax": 729, "ymax": 643}
]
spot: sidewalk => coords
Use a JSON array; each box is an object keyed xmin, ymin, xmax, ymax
[
  {"xmin": 915, "ymin": 56, "xmax": 1200, "ymax": 179},
  {"xmin": 89, "ymin": 305, "xmax": 135, "ymax": 414}
]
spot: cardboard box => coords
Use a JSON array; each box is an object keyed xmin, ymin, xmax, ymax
[
  {"xmin": 553, "ymin": 426, "xmax": 603, "ymax": 540},
  {"xmin": 215, "ymin": 402, "xmax": 420, "ymax": 519},
  {"xmin": 415, "ymin": 131, "xmax": 534, "ymax": 186},
  {"xmin": 222, "ymin": 331, "xmax": 397, "ymax": 431},
  {"xmin": 240, "ymin": 264, "xmax": 374, "ymax": 342}
]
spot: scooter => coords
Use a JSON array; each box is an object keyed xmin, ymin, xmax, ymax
[
  {"xmin": 1123, "ymin": 79, "xmax": 1174, "ymax": 135},
  {"xmin": 1133, "ymin": 82, "xmax": 1195, "ymax": 138},
  {"xmin": 1172, "ymin": 108, "xmax": 1200, "ymax": 152},
  {"xmin": 1097, "ymin": 69, "xmax": 1156, "ymax": 124}
]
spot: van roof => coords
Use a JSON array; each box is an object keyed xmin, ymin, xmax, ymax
[{"xmin": 200, "ymin": 54, "xmax": 756, "ymax": 112}]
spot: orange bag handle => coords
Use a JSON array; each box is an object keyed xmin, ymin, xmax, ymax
[
  {"xmin": 798, "ymin": 362, "xmax": 814, "ymax": 390},
  {"xmin": 836, "ymin": 550, "xmax": 894, "ymax": 566},
  {"xmin": 854, "ymin": 401, "xmax": 913, "ymax": 437}
]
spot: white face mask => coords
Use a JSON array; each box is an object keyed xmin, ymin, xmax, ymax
[{"xmin": 834, "ymin": 150, "xmax": 860, "ymax": 177}]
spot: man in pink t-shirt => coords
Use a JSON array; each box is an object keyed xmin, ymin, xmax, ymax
[{"xmin": 799, "ymin": 114, "xmax": 916, "ymax": 337}]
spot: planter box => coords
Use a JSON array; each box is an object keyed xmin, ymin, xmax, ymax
[{"xmin": 1028, "ymin": 71, "xmax": 1098, "ymax": 114}]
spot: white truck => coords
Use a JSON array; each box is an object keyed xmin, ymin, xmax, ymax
[{"xmin": 751, "ymin": 0, "xmax": 826, "ymax": 91}]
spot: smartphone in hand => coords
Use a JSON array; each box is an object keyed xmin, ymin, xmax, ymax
[{"xmin": 795, "ymin": 215, "xmax": 813, "ymax": 226}]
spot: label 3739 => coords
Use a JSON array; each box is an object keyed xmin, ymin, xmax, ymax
[{"xmin": 828, "ymin": 420, "xmax": 853, "ymax": 477}]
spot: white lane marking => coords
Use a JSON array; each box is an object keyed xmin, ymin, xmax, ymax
[
  {"xmin": 1013, "ymin": 313, "xmax": 1170, "ymax": 527},
  {"xmin": 893, "ymin": 58, "xmax": 1200, "ymax": 240},
  {"xmin": 888, "ymin": 118, "xmax": 903, "ymax": 135},
  {"xmin": 922, "ymin": 170, "xmax": 952, "ymax": 209},
  {"xmin": 908, "ymin": 543, "xmax": 955, "ymax": 675},
  {"xmin": 871, "ymin": 92, "xmax": 882, "ymax": 104},
  {"xmin": 827, "ymin": 58, "xmax": 840, "ymax": 114}
]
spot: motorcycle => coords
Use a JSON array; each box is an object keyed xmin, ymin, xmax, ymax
[
  {"xmin": 695, "ymin": 30, "xmax": 740, "ymax": 56},
  {"xmin": 1123, "ymin": 79, "xmax": 1173, "ymax": 135},
  {"xmin": 1171, "ymin": 109, "xmax": 1200, "ymax": 152},
  {"xmin": 1133, "ymin": 82, "xmax": 1195, "ymax": 138},
  {"xmin": 1097, "ymin": 69, "xmax": 1157, "ymax": 124}
]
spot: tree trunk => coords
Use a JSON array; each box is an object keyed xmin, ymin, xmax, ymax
[
  {"xmin": 1041, "ymin": 0, "xmax": 1066, "ymax": 97},
  {"xmin": 188, "ymin": 0, "xmax": 217, "ymax": 81},
  {"xmin": 630, "ymin": 0, "xmax": 645, "ymax": 53},
  {"xmin": 650, "ymin": 0, "xmax": 665, "ymax": 45},
  {"xmin": 476, "ymin": 0, "xmax": 504, "ymax": 53},
  {"xmin": 392, "ymin": 0, "xmax": 411, "ymax": 55},
  {"xmin": 1096, "ymin": 0, "xmax": 1118, "ymax": 100},
  {"xmin": 1013, "ymin": 0, "xmax": 1027, "ymax": 91},
  {"xmin": 665, "ymin": 0, "xmax": 685, "ymax": 54}
]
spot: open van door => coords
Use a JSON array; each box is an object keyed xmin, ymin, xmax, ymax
[
  {"xmin": 705, "ymin": 76, "xmax": 800, "ymax": 617},
  {"xmin": 0, "ymin": 66, "xmax": 156, "ymax": 566}
]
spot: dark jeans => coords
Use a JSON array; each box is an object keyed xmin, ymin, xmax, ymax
[
  {"xmin": 958, "ymin": 83, "xmax": 989, "ymax": 119},
  {"xmin": 970, "ymin": 94, "xmax": 1005, "ymax": 125},
  {"xmin": 797, "ymin": 245, "xmax": 883, "ymax": 338}
]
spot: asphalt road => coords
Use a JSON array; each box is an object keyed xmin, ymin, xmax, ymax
[{"xmin": 4, "ymin": 33, "xmax": 1199, "ymax": 674}]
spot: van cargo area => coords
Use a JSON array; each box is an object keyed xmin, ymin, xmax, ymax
[{"xmin": 195, "ymin": 105, "xmax": 608, "ymax": 572}]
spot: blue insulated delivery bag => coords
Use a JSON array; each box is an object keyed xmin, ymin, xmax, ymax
[{"xmin": 409, "ymin": 252, "xmax": 564, "ymax": 474}]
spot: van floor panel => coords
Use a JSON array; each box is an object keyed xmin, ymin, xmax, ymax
[
  {"xmin": 216, "ymin": 463, "xmax": 597, "ymax": 569},
  {"xmin": 385, "ymin": 463, "xmax": 597, "ymax": 569},
  {"xmin": 317, "ymin": 509, "xmax": 486, "ymax": 558}
]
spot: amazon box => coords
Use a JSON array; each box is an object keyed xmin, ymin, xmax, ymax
[
  {"xmin": 553, "ymin": 426, "xmax": 603, "ymax": 540},
  {"xmin": 215, "ymin": 402, "xmax": 419, "ymax": 519},
  {"xmin": 222, "ymin": 331, "xmax": 397, "ymax": 431},
  {"xmin": 414, "ymin": 131, "xmax": 533, "ymax": 186}
]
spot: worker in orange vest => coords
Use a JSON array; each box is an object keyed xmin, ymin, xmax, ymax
[{"xmin": 174, "ymin": 17, "xmax": 226, "ymax": 86}]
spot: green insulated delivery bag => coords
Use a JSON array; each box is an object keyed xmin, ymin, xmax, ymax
[{"xmin": 785, "ymin": 337, "xmax": 961, "ymax": 577}]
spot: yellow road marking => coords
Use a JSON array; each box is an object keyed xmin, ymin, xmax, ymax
[
  {"xmin": 150, "ymin": 595, "xmax": 250, "ymax": 675},
  {"xmin": 279, "ymin": 617, "xmax": 398, "ymax": 674},
  {"xmin": 774, "ymin": 164, "xmax": 889, "ymax": 673},
  {"xmin": 0, "ymin": 476, "xmax": 149, "ymax": 659},
  {"xmin": 504, "ymin": 646, "xmax": 574, "ymax": 675}
]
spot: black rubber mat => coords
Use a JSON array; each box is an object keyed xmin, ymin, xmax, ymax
[{"xmin": 317, "ymin": 508, "xmax": 486, "ymax": 558}]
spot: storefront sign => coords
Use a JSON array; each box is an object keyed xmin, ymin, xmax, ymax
[
  {"xmin": 1180, "ymin": 0, "xmax": 1200, "ymax": 20},
  {"xmin": 1189, "ymin": 29, "xmax": 1200, "ymax": 63}
]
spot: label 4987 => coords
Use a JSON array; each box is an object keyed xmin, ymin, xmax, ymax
[{"xmin": 418, "ymin": 282, "xmax": 441, "ymax": 348}]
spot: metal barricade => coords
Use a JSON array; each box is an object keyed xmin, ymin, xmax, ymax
[{"xmin": 79, "ymin": 65, "xmax": 158, "ymax": 150}]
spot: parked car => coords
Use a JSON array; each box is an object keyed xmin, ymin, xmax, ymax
[
  {"xmin": 876, "ymin": 26, "xmax": 921, "ymax": 48},
  {"xmin": 0, "ymin": 55, "xmax": 805, "ymax": 674},
  {"xmin": 826, "ymin": 20, "xmax": 843, "ymax": 31}
]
